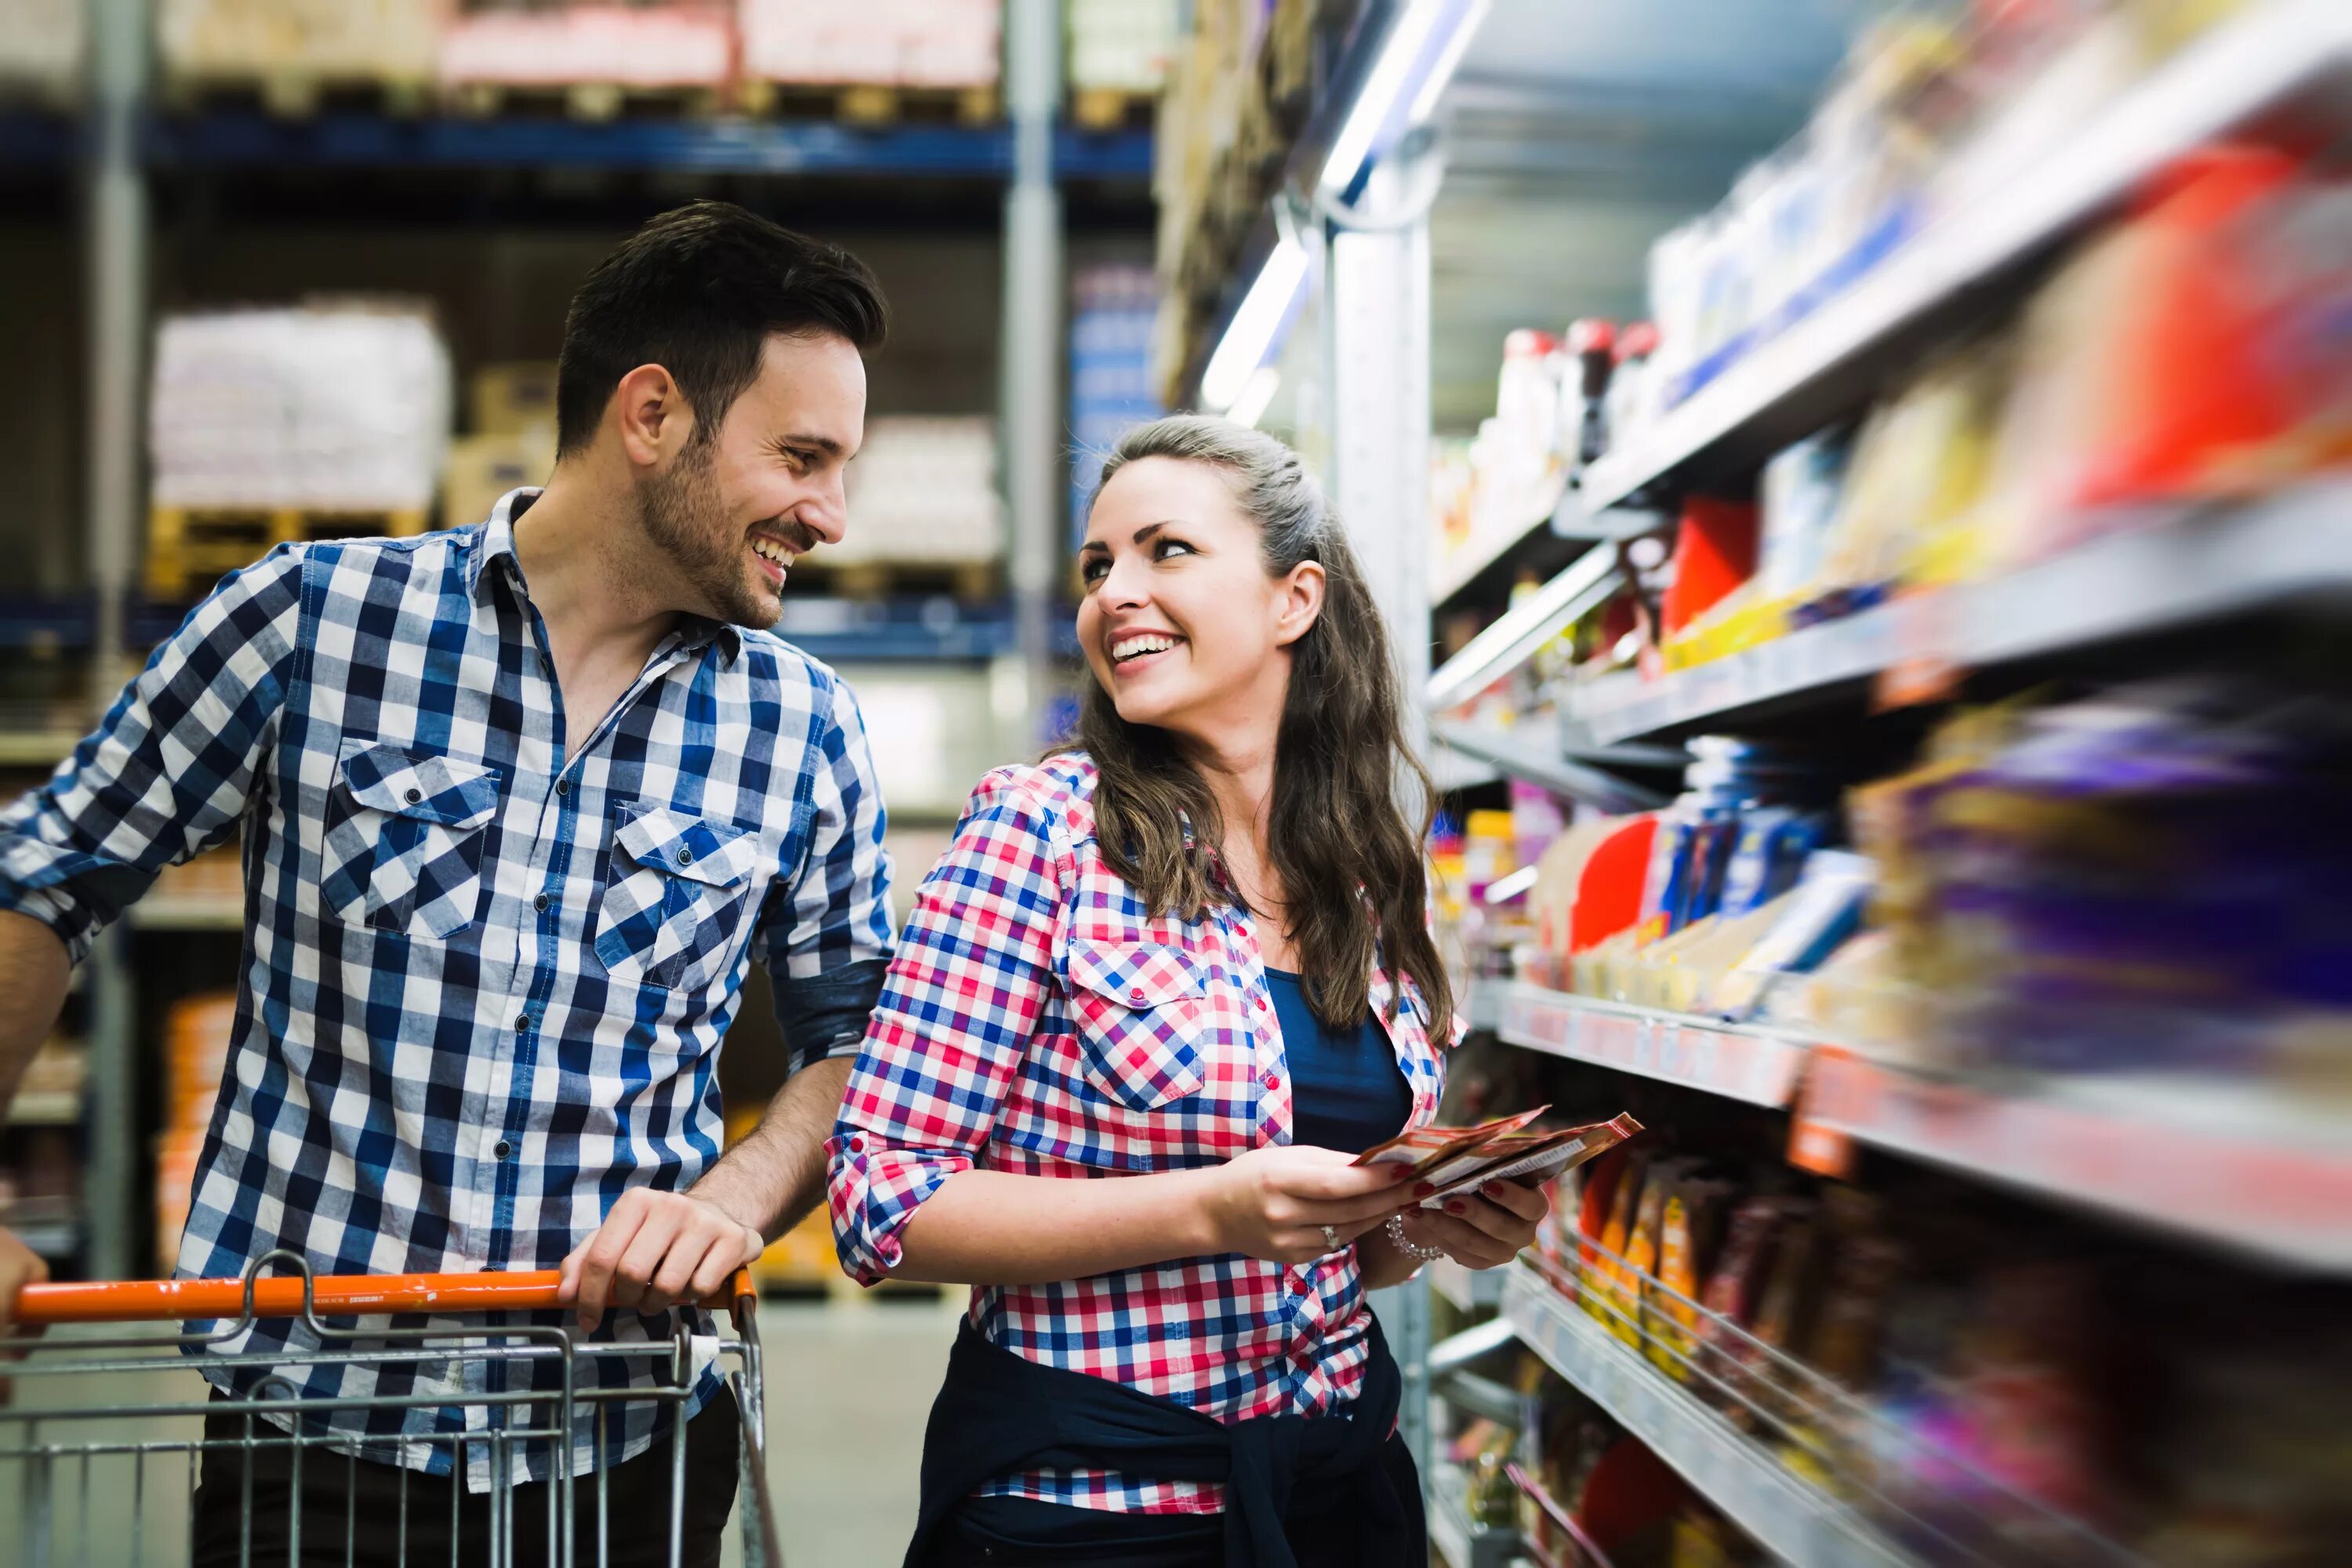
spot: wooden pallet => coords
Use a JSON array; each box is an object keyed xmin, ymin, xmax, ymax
[
  {"xmin": 786, "ymin": 557, "xmax": 1001, "ymax": 601},
  {"xmin": 1069, "ymin": 86, "xmax": 1158, "ymax": 132},
  {"xmin": 738, "ymin": 80, "xmax": 1000, "ymax": 126},
  {"xmin": 159, "ymin": 71, "xmax": 433, "ymax": 119},
  {"xmin": 146, "ymin": 505, "xmax": 428, "ymax": 601},
  {"xmin": 444, "ymin": 79, "xmax": 728, "ymax": 123}
]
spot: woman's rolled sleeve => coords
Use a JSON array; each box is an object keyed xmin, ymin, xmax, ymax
[{"xmin": 828, "ymin": 767, "xmax": 1062, "ymax": 1285}]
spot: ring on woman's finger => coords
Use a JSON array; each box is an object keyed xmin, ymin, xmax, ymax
[{"xmin": 1320, "ymin": 1224, "xmax": 1341, "ymax": 1251}]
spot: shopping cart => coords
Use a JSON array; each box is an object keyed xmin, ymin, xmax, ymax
[{"xmin": 1, "ymin": 1249, "xmax": 784, "ymax": 1568}]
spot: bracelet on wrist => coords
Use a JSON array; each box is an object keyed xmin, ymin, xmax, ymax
[{"xmin": 1386, "ymin": 1211, "xmax": 1447, "ymax": 1262}]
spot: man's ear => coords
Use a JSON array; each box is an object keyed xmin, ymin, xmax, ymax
[
  {"xmin": 612, "ymin": 364, "xmax": 695, "ymax": 469},
  {"xmin": 1273, "ymin": 560, "xmax": 1327, "ymax": 648}
]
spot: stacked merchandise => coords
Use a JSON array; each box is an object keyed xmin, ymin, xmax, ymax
[
  {"xmin": 821, "ymin": 416, "xmax": 1002, "ymax": 567},
  {"xmin": 1552, "ymin": 136, "xmax": 2350, "ymax": 690},
  {"xmin": 148, "ymin": 303, "xmax": 453, "ymax": 514},
  {"xmin": 154, "ymin": 991, "xmax": 238, "ymax": 1273},
  {"xmin": 739, "ymin": 0, "xmax": 1002, "ymax": 93},
  {"xmin": 9, "ymin": 1035, "xmax": 89, "ymax": 1127},
  {"xmin": 1067, "ymin": 0, "xmax": 1181, "ymax": 97},
  {"xmin": 0, "ymin": 0, "xmax": 85, "ymax": 100},
  {"xmin": 1602, "ymin": 0, "xmax": 2274, "ymax": 445},
  {"xmin": 1517, "ymin": 1124, "xmax": 2352, "ymax": 1566},
  {"xmin": 1503, "ymin": 682, "xmax": 2352, "ymax": 1098},
  {"xmin": 157, "ymin": 0, "xmax": 443, "ymax": 93},
  {"xmin": 443, "ymin": 361, "xmax": 558, "ymax": 529},
  {"xmin": 439, "ymin": 1, "xmax": 735, "ymax": 96},
  {"xmin": 1150, "ymin": 0, "xmax": 1330, "ymax": 401},
  {"xmin": 1067, "ymin": 263, "xmax": 1163, "ymax": 549}
]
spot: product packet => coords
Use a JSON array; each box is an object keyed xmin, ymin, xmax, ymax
[{"xmin": 1356, "ymin": 1109, "xmax": 1643, "ymax": 1208}]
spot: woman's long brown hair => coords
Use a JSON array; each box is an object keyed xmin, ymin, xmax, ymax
[{"xmin": 1064, "ymin": 415, "xmax": 1454, "ymax": 1044}]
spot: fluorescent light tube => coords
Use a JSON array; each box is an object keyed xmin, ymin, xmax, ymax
[{"xmin": 1200, "ymin": 237, "xmax": 1308, "ymax": 412}]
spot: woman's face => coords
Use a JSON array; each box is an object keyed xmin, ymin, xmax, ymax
[{"xmin": 1076, "ymin": 456, "xmax": 1324, "ymax": 747}]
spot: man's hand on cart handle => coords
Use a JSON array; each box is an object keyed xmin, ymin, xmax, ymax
[
  {"xmin": 0, "ymin": 1224, "xmax": 49, "ymax": 1400},
  {"xmin": 557, "ymin": 1187, "xmax": 764, "ymax": 1334}
]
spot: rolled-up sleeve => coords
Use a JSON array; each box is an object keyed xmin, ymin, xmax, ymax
[
  {"xmin": 0, "ymin": 546, "xmax": 303, "ymax": 962},
  {"xmin": 757, "ymin": 667, "xmax": 895, "ymax": 1075},
  {"xmin": 827, "ymin": 766, "xmax": 1061, "ymax": 1284}
]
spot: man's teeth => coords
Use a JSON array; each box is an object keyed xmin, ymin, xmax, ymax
[
  {"xmin": 1112, "ymin": 635, "xmax": 1180, "ymax": 662},
  {"xmin": 751, "ymin": 537, "xmax": 796, "ymax": 568}
]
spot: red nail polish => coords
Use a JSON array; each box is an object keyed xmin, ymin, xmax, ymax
[
  {"xmin": 1446, "ymin": 1200, "xmax": 1467, "ymax": 1215},
  {"xmin": 1411, "ymin": 1182, "xmax": 1434, "ymax": 1198}
]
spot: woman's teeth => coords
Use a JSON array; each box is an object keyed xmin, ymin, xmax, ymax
[{"xmin": 1112, "ymin": 635, "xmax": 1180, "ymax": 663}]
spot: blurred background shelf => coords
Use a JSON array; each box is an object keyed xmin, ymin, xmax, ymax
[
  {"xmin": 1483, "ymin": 983, "xmax": 1807, "ymax": 1109},
  {"xmin": 1428, "ymin": 1459, "xmax": 1520, "ymax": 1568},
  {"xmin": 1577, "ymin": 0, "xmax": 2352, "ymax": 513},
  {"xmin": 1501, "ymin": 1261, "xmax": 1919, "ymax": 1568},
  {"xmin": 1430, "ymin": 1254, "xmax": 1503, "ymax": 1314},
  {"xmin": 1563, "ymin": 483, "xmax": 2352, "ymax": 743}
]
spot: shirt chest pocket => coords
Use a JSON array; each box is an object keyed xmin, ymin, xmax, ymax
[
  {"xmin": 1063, "ymin": 937, "xmax": 1210, "ymax": 1112},
  {"xmin": 321, "ymin": 740, "xmax": 501, "ymax": 940},
  {"xmin": 593, "ymin": 804, "xmax": 764, "ymax": 993}
]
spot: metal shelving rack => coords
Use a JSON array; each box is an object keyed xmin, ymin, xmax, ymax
[{"xmin": 27, "ymin": 0, "xmax": 1152, "ymax": 1283}]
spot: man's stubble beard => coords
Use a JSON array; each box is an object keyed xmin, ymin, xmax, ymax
[{"xmin": 637, "ymin": 439, "xmax": 779, "ymax": 630}]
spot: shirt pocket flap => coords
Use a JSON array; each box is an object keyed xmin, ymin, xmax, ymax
[
  {"xmin": 1065, "ymin": 937, "xmax": 1206, "ymax": 1009},
  {"xmin": 338, "ymin": 739, "xmax": 500, "ymax": 830},
  {"xmin": 612, "ymin": 804, "xmax": 759, "ymax": 888}
]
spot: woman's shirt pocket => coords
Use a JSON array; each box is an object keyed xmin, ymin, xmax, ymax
[{"xmin": 1061, "ymin": 935, "xmax": 1210, "ymax": 1111}]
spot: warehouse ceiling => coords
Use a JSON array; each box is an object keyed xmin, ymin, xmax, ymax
[{"xmin": 1426, "ymin": 0, "xmax": 1873, "ymax": 430}]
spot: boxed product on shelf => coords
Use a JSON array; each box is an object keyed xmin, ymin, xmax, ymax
[
  {"xmin": 442, "ymin": 433, "xmax": 554, "ymax": 529},
  {"xmin": 0, "ymin": 0, "xmax": 84, "ymax": 99},
  {"xmin": 822, "ymin": 415, "xmax": 1002, "ymax": 566},
  {"xmin": 470, "ymin": 360, "xmax": 560, "ymax": 440},
  {"xmin": 148, "ymin": 303, "xmax": 454, "ymax": 514},
  {"xmin": 739, "ymin": 0, "xmax": 1004, "ymax": 91},
  {"xmin": 1067, "ymin": 0, "xmax": 1179, "ymax": 95},
  {"xmin": 158, "ymin": 0, "xmax": 445, "ymax": 89},
  {"xmin": 439, "ymin": 2, "xmax": 735, "ymax": 93},
  {"xmin": 155, "ymin": 990, "xmax": 240, "ymax": 1272}
]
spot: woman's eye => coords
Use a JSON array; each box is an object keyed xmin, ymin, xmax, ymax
[
  {"xmin": 1080, "ymin": 557, "xmax": 1109, "ymax": 583},
  {"xmin": 1153, "ymin": 538, "xmax": 1195, "ymax": 561}
]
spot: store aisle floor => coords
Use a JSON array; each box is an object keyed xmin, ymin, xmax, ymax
[{"xmin": 745, "ymin": 1294, "xmax": 962, "ymax": 1566}]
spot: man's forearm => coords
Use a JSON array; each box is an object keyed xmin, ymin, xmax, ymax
[
  {"xmin": 687, "ymin": 1055, "xmax": 854, "ymax": 1241},
  {"xmin": 0, "ymin": 912, "xmax": 71, "ymax": 1115}
]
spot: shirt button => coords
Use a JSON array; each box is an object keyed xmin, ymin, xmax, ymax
[
  {"xmin": 677, "ymin": 848, "xmax": 694, "ymax": 866},
  {"xmin": 554, "ymin": 778, "xmax": 569, "ymax": 797},
  {"xmin": 493, "ymin": 1139, "xmax": 512, "ymax": 1160},
  {"xmin": 1129, "ymin": 987, "xmax": 1146, "ymax": 1002},
  {"xmin": 1263, "ymin": 1072, "xmax": 1281, "ymax": 1091},
  {"xmin": 848, "ymin": 1135, "xmax": 866, "ymax": 1153},
  {"xmin": 515, "ymin": 1014, "xmax": 533, "ymax": 1032},
  {"xmin": 533, "ymin": 894, "xmax": 550, "ymax": 913},
  {"xmin": 405, "ymin": 788, "xmax": 422, "ymax": 804}
]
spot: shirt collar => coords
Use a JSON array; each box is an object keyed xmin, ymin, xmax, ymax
[{"xmin": 468, "ymin": 487, "xmax": 742, "ymax": 664}]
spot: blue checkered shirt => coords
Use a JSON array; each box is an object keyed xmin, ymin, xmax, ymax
[{"xmin": 0, "ymin": 490, "xmax": 894, "ymax": 1487}]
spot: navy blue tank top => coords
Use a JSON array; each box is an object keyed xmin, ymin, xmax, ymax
[{"xmin": 1264, "ymin": 967, "xmax": 1414, "ymax": 1155}]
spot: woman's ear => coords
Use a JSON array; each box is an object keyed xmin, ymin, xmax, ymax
[{"xmin": 1273, "ymin": 560, "xmax": 1327, "ymax": 648}]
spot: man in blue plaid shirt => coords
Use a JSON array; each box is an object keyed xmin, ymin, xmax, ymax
[{"xmin": 0, "ymin": 202, "xmax": 897, "ymax": 1564}]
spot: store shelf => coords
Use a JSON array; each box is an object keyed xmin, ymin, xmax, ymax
[
  {"xmin": 1429, "ymin": 1461, "xmax": 1520, "ymax": 1568},
  {"xmin": 129, "ymin": 895, "xmax": 244, "ymax": 931},
  {"xmin": 1431, "ymin": 723, "xmax": 1672, "ymax": 814},
  {"xmin": 1563, "ymin": 484, "xmax": 2352, "ymax": 742},
  {"xmin": 149, "ymin": 111, "xmax": 1018, "ymax": 179},
  {"xmin": 1794, "ymin": 1050, "xmax": 2352, "ymax": 1273},
  {"xmin": 1051, "ymin": 125, "xmax": 1155, "ymax": 180},
  {"xmin": 5, "ymin": 1091, "xmax": 82, "ymax": 1128},
  {"xmin": 1485, "ymin": 983, "xmax": 1808, "ymax": 1109},
  {"xmin": 1501, "ymin": 1261, "xmax": 1917, "ymax": 1568},
  {"xmin": 1577, "ymin": 0, "xmax": 2352, "ymax": 510},
  {"xmin": 0, "ymin": 730, "xmax": 81, "ymax": 768},
  {"xmin": 1432, "ymin": 1255, "xmax": 1504, "ymax": 1313}
]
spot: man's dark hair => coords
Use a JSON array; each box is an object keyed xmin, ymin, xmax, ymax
[{"xmin": 555, "ymin": 201, "xmax": 888, "ymax": 457}]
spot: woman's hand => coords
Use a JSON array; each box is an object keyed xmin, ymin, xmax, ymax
[
  {"xmin": 1397, "ymin": 1179, "xmax": 1549, "ymax": 1270},
  {"xmin": 1203, "ymin": 1145, "xmax": 1412, "ymax": 1266}
]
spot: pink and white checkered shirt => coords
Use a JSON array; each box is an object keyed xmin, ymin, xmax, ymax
[{"xmin": 827, "ymin": 754, "xmax": 1447, "ymax": 1515}]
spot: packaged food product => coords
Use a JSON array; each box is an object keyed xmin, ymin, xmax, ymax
[
  {"xmin": 1584, "ymin": 1149, "xmax": 1651, "ymax": 1333},
  {"xmin": 1649, "ymin": 1177, "xmax": 1735, "ymax": 1382}
]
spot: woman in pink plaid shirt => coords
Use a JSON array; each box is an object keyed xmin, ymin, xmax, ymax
[{"xmin": 830, "ymin": 416, "xmax": 1548, "ymax": 1567}]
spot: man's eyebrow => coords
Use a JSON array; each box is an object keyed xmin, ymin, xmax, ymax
[{"xmin": 774, "ymin": 431, "xmax": 848, "ymax": 457}]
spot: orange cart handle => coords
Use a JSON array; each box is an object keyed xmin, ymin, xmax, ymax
[{"xmin": 11, "ymin": 1266, "xmax": 757, "ymax": 1327}]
